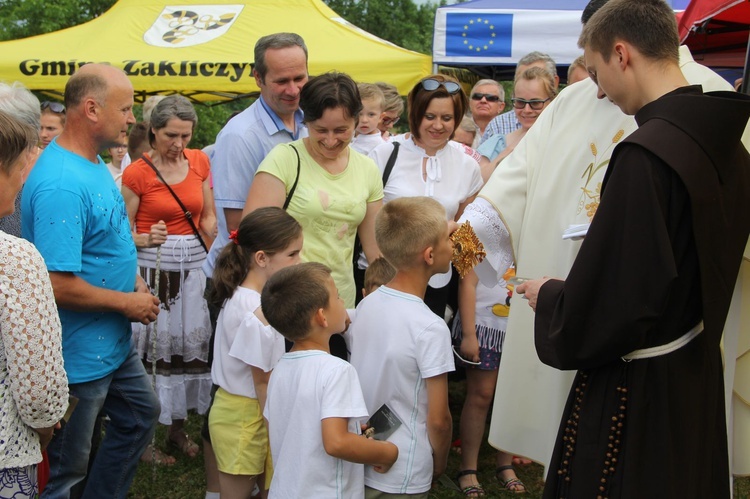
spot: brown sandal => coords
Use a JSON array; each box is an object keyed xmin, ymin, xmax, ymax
[
  {"xmin": 140, "ymin": 444, "xmax": 176, "ymax": 466},
  {"xmin": 167, "ymin": 431, "xmax": 199, "ymax": 458}
]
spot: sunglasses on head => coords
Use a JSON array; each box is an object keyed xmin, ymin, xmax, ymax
[
  {"xmin": 511, "ymin": 97, "xmax": 551, "ymax": 111},
  {"xmin": 420, "ymin": 78, "xmax": 461, "ymax": 94},
  {"xmin": 41, "ymin": 101, "xmax": 65, "ymax": 114},
  {"xmin": 471, "ymin": 93, "xmax": 501, "ymax": 103}
]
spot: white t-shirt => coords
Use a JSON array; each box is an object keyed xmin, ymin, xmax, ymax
[
  {"xmin": 211, "ymin": 287, "xmax": 285, "ymax": 398},
  {"xmin": 369, "ymin": 135, "xmax": 483, "ymax": 288},
  {"xmin": 348, "ymin": 286, "xmax": 455, "ymax": 494},
  {"xmin": 352, "ymin": 132, "xmax": 387, "ymax": 156},
  {"xmin": 265, "ymin": 350, "xmax": 369, "ymax": 499}
]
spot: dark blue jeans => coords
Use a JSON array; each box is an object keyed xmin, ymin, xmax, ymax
[{"xmin": 42, "ymin": 347, "xmax": 160, "ymax": 499}]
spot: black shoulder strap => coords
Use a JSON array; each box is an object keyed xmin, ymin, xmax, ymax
[
  {"xmin": 140, "ymin": 154, "xmax": 209, "ymax": 254},
  {"xmin": 382, "ymin": 141, "xmax": 400, "ymax": 186},
  {"xmin": 284, "ymin": 145, "xmax": 302, "ymax": 210}
]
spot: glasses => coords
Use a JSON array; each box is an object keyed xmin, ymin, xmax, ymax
[
  {"xmin": 420, "ymin": 78, "xmax": 461, "ymax": 94},
  {"xmin": 41, "ymin": 101, "xmax": 65, "ymax": 114},
  {"xmin": 511, "ymin": 97, "xmax": 551, "ymax": 110},
  {"xmin": 381, "ymin": 116, "xmax": 400, "ymax": 126},
  {"xmin": 471, "ymin": 93, "xmax": 501, "ymax": 103}
]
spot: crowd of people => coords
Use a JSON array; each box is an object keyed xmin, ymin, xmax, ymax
[{"xmin": 0, "ymin": 0, "xmax": 749, "ymax": 498}]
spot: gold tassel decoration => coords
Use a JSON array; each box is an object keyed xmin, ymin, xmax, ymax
[{"xmin": 450, "ymin": 221, "xmax": 486, "ymax": 278}]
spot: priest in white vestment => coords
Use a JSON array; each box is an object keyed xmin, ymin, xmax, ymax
[{"xmin": 462, "ymin": 46, "xmax": 750, "ymax": 478}]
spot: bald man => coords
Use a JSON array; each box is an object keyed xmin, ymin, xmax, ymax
[{"xmin": 22, "ymin": 64, "xmax": 160, "ymax": 498}]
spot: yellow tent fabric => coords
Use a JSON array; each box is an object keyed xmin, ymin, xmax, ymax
[{"xmin": 0, "ymin": 0, "xmax": 432, "ymax": 101}]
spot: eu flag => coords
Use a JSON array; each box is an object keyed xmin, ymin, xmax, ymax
[{"xmin": 445, "ymin": 13, "xmax": 513, "ymax": 57}]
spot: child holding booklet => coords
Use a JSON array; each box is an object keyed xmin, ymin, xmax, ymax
[
  {"xmin": 262, "ymin": 262, "xmax": 398, "ymax": 499},
  {"xmin": 208, "ymin": 207, "xmax": 303, "ymax": 499},
  {"xmin": 349, "ymin": 196, "xmax": 456, "ymax": 498}
]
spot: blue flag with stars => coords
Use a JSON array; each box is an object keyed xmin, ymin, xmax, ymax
[{"xmin": 445, "ymin": 13, "xmax": 513, "ymax": 57}]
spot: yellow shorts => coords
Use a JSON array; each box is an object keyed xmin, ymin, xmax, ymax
[{"xmin": 208, "ymin": 387, "xmax": 273, "ymax": 484}]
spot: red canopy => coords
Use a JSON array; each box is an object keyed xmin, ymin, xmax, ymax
[{"xmin": 677, "ymin": 0, "xmax": 750, "ymax": 68}]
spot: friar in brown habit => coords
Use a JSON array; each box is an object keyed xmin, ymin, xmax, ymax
[{"xmin": 517, "ymin": 0, "xmax": 750, "ymax": 497}]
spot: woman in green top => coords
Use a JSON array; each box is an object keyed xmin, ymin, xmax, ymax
[{"xmin": 243, "ymin": 72, "xmax": 383, "ymax": 310}]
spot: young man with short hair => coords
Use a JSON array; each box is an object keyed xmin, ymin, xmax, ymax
[{"xmin": 517, "ymin": 0, "xmax": 750, "ymax": 496}]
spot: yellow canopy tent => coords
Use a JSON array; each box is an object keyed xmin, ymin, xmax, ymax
[{"xmin": 0, "ymin": 0, "xmax": 432, "ymax": 102}]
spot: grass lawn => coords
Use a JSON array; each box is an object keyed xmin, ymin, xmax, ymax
[{"xmin": 128, "ymin": 380, "xmax": 750, "ymax": 498}]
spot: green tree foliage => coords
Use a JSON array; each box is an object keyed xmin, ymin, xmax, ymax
[
  {"xmin": 0, "ymin": 0, "xmax": 117, "ymax": 41},
  {"xmin": 324, "ymin": 0, "xmax": 443, "ymax": 55}
]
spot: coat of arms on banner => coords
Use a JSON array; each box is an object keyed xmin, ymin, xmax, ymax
[{"xmin": 143, "ymin": 5, "xmax": 244, "ymax": 47}]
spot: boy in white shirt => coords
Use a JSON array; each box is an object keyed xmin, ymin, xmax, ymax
[
  {"xmin": 352, "ymin": 83, "xmax": 387, "ymax": 155},
  {"xmin": 349, "ymin": 197, "xmax": 457, "ymax": 498},
  {"xmin": 262, "ymin": 262, "xmax": 398, "ymax": 499}
]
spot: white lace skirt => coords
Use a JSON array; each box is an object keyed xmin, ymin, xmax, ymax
[{"xmin": 132, "ymin": 235, "xmax": 212, "ymax": 424}]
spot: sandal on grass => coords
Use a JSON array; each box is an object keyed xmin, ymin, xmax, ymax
[
  {"xmin": 140, "ymin": 444, "xmax": 175, "ymax": 466},
  {"xmin": 167, "ymin": 431, "xmax": 200, "ymax": 458},
  {"xmin": 456, "ymin": 469, "xmax": 485, "ymax": 497},
  {"xmin": 496, "ymin": 465, "xmax": 526, "ymax": 494}
]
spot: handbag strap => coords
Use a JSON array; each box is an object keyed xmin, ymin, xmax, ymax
[
  {"xmin": 140, "ymin": 155, "xmax": 209, "ymax": 254},
  {"xmin": 382, "ymin": 141, "xmax": 400, "ymax": 186},
  {"xmin": 284, "ymin": 145, "xmax": 302, "ymax": 210}
]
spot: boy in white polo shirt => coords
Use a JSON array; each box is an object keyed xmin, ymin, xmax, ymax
[
  {"xmin": 349, "ymin": 197, "xmax": 457, "ymax": 498},
  {"xmin": 263, "ymin": 262, "xmax": 398, "ymax": 499}
]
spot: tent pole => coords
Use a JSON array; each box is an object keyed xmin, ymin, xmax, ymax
[{"xmin": 740, "ymin": 31, "xmax": 750, "ymax": 94}]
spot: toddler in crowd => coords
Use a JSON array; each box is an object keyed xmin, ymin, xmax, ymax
[
  {"xmin": 349, "ymin": 196, "xmax": 456, "ymax": 498},
  {"xmin": 208, "ymin": 207, "xmax": 303, "ymax": 498},
  {"xmin": 262, "ymin": 262, "xmax": 398, "ymax": 498},
  {"xmin": 362, "ymin": 257, "xmax": 396, "ymax": 298},
  {"xmin": 351, "ymin": 83, "xmax": 387, "ymax": 155}
]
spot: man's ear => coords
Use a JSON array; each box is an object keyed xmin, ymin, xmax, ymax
[
  {"xmin": 613, "ymin": 41, "xmax": 630, "ymax": 70},
  {"xmin": 83, "ymin": 97, "xmax": 99, "ymax": 122},
  {"xmin": 253, "ymin": 68, "xmax": 263, "ymax": 88}
]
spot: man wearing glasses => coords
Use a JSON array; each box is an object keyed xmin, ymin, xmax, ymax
[{"xmin": 467, "ymin": 79, "xmax": 504, "ymax": 148}]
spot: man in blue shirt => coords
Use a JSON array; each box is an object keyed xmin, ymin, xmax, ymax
[
  {"xmin": 22, "ymin": 63, "xmax": 160, "ymax": 498},
  {"xmin": 199, "ymin": 32, "xmax": 309, "ymax": 498},
  {"xmin": 203, "ymin": 32, "xmax": 309, "ymax": 280}
]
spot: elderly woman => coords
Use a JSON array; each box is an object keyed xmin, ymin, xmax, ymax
[
  {"xmin": 376, "ymin": 81, "xmax": 405, "ymax": 139},
  {"xmin": 243, "ymin": 72, "xmax": 383, "ymax": 312},
  {"xmin": 122, "ymin": 95, "xmax": 216, "ymax": 462},
  {"xmin": 368, "ymin": 74, "xmax": 483, "ymax": 317},
  {"xmin": 0, "ymin": 110, "xmax": 68, "ymax": 497}
]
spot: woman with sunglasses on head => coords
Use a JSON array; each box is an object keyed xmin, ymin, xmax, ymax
[
  {"xmin": 468, "ymin": 79, "xmax": 505, "ymax": 147},
  {"xmin": 368, "ymin": 74, "xmax": 483, "ymax": 317},
  {"xmin": 477, "ymin": 67, "xmax": 557, "ymax": 167},
  {"xmin": 39, "ymin": 101, "xmax": 65, "ymax": 149}
]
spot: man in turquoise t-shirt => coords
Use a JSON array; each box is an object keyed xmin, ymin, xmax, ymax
[{"xmin": 22, "ymin": 63, "xmax": 161, "ymax": 498}]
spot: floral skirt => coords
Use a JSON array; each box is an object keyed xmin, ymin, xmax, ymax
[{"xmin": 132, "ymin": 235, "xmax": 212, "ymax": 424}]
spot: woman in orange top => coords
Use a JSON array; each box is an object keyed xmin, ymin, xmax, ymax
[{"xmin": 122, "ymin": 95, "xmax": 216, "ymax": 462}]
